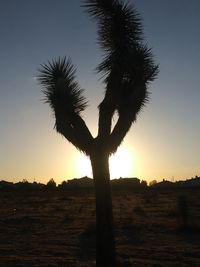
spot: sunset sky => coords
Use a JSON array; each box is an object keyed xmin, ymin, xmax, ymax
[{"xmin": 0, "ymin": 0, "xmax": 199, "ymax": 184}]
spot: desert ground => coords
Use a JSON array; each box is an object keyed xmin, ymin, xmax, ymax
[{"xmin": 0, "ymin": 188, "xmax": 200, "ymax": 267}]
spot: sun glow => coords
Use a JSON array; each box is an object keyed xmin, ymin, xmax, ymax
[
  {"xmin": 75, "ymin": 146, "xmax": 134, "ymax": 179},
  {"xmin": 109, "ymin": 147, "xmax": 134, "ymax": 178},
  {"xmin": 76, "ymin": 153, "xmax": 93, "ymax": 178}
]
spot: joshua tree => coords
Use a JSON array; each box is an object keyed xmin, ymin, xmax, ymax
[{"xmin": 38, "ymin": 0, "xmax": 158, "ymax": 266}]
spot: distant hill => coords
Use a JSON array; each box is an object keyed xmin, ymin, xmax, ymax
[
  {"xmin": 151, "ymin": 176, "xmax": 200, "ymax": 188},
  {"xmin": 0, "ymin": 175, "xmax": 199, "ymax": 190}
]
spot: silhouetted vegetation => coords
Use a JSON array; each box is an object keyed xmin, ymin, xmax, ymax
[
  {"xmin": 38, "ymin": 0, "xmax": 158, "ymax": 265},
  {"xmin": 46, "ymin": 178, "xmax": 57, "ymax": 190},
  {"xmin": 0, "ymin": 176, "xmax": 200, "ymax": 191},
  {"xmin": 177, "ymin": 194, "xmax": 189, "ymax": 229}
]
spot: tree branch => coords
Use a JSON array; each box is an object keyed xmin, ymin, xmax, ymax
[
  {"xmin": 109, "ymin": 84, "xmax": 147, "ymax": 153},
  {"xmin": 97, "ymin": 68, "xmax": 121, "ymax": 141},
  {"xmin": 108, "ymin": 112, "xmax": 134, "ymax": 154},
  {"xmin": 55, "ymin": 112, "xmax": 93, "ymax": 154},
  {"xmin": 38, "ymin": 57, "xmax": 94, "ymax": 154}
]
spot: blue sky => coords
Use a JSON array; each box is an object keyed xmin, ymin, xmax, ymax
[{"xmin": 0, "ymin": 0, "xmax": 199, "ymax": 183}]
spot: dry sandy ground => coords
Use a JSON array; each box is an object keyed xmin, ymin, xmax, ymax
[{"xmin": 0, "ymin": 189, "xmax": 200, "ymax": 267}]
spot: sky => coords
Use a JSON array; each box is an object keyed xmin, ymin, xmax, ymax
[{"xmin": 0, "ymin": 0, "xmax": 200, "ymax": 184}]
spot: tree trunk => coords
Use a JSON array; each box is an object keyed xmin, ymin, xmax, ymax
[{"xmin": 90, "ymin": 150, "xmax": 116, "ymax": 267}]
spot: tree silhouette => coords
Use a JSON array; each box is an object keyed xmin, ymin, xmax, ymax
[
  {"xmin": 38, "ymin": 0, "xmax": 158, "ymax": 266},
  {"xmin": 46, "ymin": 178, "xmax": 56, "ymax": 189}
]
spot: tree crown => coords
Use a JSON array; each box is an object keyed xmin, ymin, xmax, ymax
[{"xmin": 38, "ymin": 0, "xmax": 158, "ymax": 154}]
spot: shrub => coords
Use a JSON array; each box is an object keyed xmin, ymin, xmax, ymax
[
  {"xmin": 177, "ymin": 194, "xmax": 189, "ymax": 229},
  {"xmin": 46, "ymin": 178, "xmax": 56, "ymax": 189}
]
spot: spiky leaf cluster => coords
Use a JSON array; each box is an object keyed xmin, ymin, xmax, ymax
[
  {"xmin": 38, "ymin": 57, "xmax": 93, "ymax": 153},
  {"xmin": 38, "ymin": 57, "xmax": 87, "ymax": 118},
  {"xmin": 83, "ymin": 0, "xmax": 158, "ymax": 152},
  {"xmin": 83, "ymin": 0, "xmax": 158, "ymax": 93},
  {"xmin": 38, "ymin": 0, "xmax": 158, "ymax": 154}
]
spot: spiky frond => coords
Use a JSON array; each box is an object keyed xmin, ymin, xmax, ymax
[
  {"xmin": 83, "ymin": 0, "xmax": 158, "ymax": 87},
  {"xmin": 83, "ymin": 0, "xmax": 143, "ymax": 73},
  {"xmin": 83, "ymin": 0, "xmax": 159, "ymax": 151},
  {"xmin": 83, "ymin": 0, "xmax": 114, "ymax": 14},
  {"xmin": 38, "ymin": 57, "xmax": 93, "ymax": 154},
  {"xmin": 38, "ymin": 57, "xmax": 88, "ymax": 117},
  {"xmin": 83, "ymin": 0, "xmax": 142, "ymax": 51}
]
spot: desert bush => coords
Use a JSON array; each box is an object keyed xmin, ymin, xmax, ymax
[
  {"xmin": 177, "ymin": 194, "xmax": 189, "ymax": 229},
  {"xmin": 46, "ymin": 178, "xmax": 56, "ymax": 189}
]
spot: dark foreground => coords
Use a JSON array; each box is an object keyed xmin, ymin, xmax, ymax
[{"xmin": 0, "ymin": 188, "xmax": 200, "ymax": 267}]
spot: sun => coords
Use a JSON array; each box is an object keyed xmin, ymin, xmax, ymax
[
  {"xmin": 75, "ymin": 146, "xmax": 134, "ymax": 179},
  {"xmin": 109, "ymin": 146, "xmax": 134, "ymax": 179}
]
